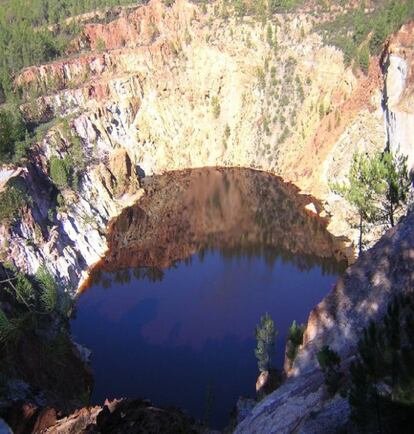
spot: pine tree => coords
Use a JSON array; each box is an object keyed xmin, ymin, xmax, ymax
[
  {"xmin": 255, "ymin": 313, "xmax": 278, "ymax": 372},
  {"xmin": 333, "ymin": 151, "xmax": 412, "ymax": 254},
  {"xmin": 331, "ymin": 152, "xmax": 386, "ymax": 254},
  {"xmin": 36, "ymin": 266, "xmax": 57, "ymax": 312},
  {"xmin": 379, "ymin": 151, "xmax": 412, "ymax": 227}
]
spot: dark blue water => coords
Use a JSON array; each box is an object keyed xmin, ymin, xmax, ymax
[{"xmin": 71, "ymin": 168, "xmax": 346, "ymax": 429}]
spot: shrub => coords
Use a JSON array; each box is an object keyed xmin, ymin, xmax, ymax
[
  {"xmin": 317, "ymin": 345, "xmax": 342, "ymax": 395},
  {"xmin": 0, "ymin": 180, "xmax": 29, "ymax": 224},
  {"xmin": 14, "ymin": 273, "xmax": 36, "ymax": 307},
  {"xmin": 233, "ymin": 0, "xmax": 247, "ymax": 17},
  {"xmin": 211, "ymin": 96, "xmax": 221, "ymax": 119},
  {"xmin": 96, "ymin": 37, "xmax": 106, "ymax": 52},
  {"xmin": 0, "ymin": 107, "xmax": 27, "ymax": 163},
  {"xmin": 358, "ymin": 45, "xmax": 370, "ymax": 73},
  {"xmin": 49, "ymin": 156, "xmax": 70, "ymax": 188},
  {"xmin": 266, "ymin": 24, "xmax": 273, "ymax": 45},
  {"xmin": 286, "ymin": 320, "xmax": 305, "ymax": 365},
  {"xmin": 317, "ymin": 345, "xmax": 340, "ymax": 372},
  {"xmin": 36, "ymin": 267, "xmax": 58, "ymax": 313},
  {"xmin": 319, "ymin": 102, "xmax": 325, "ymax": 119},
  {"xmin": 0, "ymin": 308, "xmax": 23, "ymax": 345},
  {"xmin": 257, "ymin": 67, "xmax": 266, "ymax": 89},
  {"xmin": 224, "ymin": 124, "xmax": 231, "ymax": 139}
]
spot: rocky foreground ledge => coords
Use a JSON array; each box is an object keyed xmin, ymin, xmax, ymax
[
  {"xmin": 235, "ymin": 209, "xmax": 414, "ymax": 433},
  {"xmin": 1, "ymin": 398, "xmax": 217, "ymax": 434}
]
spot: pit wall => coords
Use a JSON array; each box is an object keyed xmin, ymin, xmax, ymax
[{"xmin": 1, "ymin": 0, "xmax": 413, "ymax": 293}]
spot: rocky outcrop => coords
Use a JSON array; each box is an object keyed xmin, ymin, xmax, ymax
[
  {"xmin": 7, "ymin": 399, "xmax": 211, "ymax": 434},
  {"xmin": 382, "ymin": 22, "xmax": 414, "ymax": 168},
  {"xmin": 235, "ymin": 208, "xmax": 414, "ymax": 433},
  {"xmin": 0, "ymin": 152, "xmax": 143, "ymax": 291}
]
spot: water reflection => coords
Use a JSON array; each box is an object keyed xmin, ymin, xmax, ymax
[
  {"xmin": 73, "ymin": 168, "xmax": 348, "ymax": 429},
  {"xmin": 90, "ymin": 168, "xmax": 347, "ymax": 284}
]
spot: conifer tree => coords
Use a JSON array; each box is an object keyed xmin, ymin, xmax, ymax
[
  {"xmin": 255, "ymin": 313, "xmax": 278, "ymax": 372},
  {"xmin": 332, "ymin": 152, "xmax": 385, "ymax": 254},
  {"xmin": 379, "ymin": 151, "xmax": 412, "ymax": 227}
]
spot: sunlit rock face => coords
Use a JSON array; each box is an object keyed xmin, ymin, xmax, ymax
[
  {"xmin": 3, "ymin": 0, "xmax": 413, "ymax": 291},
  {"xmin": 3, "ymin": 0, "xmax": 393, "ymax": 290},
  {"xmin": 92, "ymin": 167, "xmax": 347, "ymax": 277},
  {"xmin": 383, "ymin": 22, "xmax": 414, "ymax": 169}
]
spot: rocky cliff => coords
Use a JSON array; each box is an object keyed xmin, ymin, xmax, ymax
[
  {"xmin": 235, "ymin": 206, "xmax": 414, "ymax": 434},
  {"xmin": 383, "ymin": 21, "xmax": 414, "ymax": 167},
  {"xmin": 0, "ymin": 0, "xmax": 412, "ymax": 294}
]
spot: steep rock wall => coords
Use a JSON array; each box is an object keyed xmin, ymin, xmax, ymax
[
  {"xmin": 383, "ymin": 22, "xmax": 414, "ymax": 168},
  {"xmin": 1, "ymin": 0, "xmax": 411, "ymax": 292}
]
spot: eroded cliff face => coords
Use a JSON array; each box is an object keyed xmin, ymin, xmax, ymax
[
  {"xmin": 383, "ymin": 22, "xmax": 414, "ymax": 168},
  {"xmin": 0, "ymin": 0, "xmax": 412, "ymax": 292}
]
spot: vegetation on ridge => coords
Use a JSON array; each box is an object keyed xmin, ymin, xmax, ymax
[
  {"xmin": 286, "ymin": 320, "xmax": 305, "ymax": 367},
  {"xmin": 0, "ymin": 262, "xmax": 86, "ymax": 404},
  {"xmin": 331, "ymin": 150, "xmax": 413, "ymax": 254},
  {"xmin": 0, "ymin": 0, "xmax": 143, "ymax": 103},
  {"xmin": 0, "ymin": 177, "xmax": 31, "ymax": 224},
  {"xmin": 317, "ymin": 0, "xmax": 414, "ymax": 71},
  {"xmin": 0, "ymin": 106, "xmax": 28, "ymax": 164}
]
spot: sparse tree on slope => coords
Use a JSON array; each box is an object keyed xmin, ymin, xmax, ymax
[
  {"xmin": 379, "ymin": 151, "xmax": 412, "ymax": 228},
  {"xmin": 332, "ymin": 152, "xmax": 385, "ymax": 255},
  {"xmin": 332, "ymin": 150, "xmax": 412, "ymax": 254},
  {"xmin": 255, "ymin": 312, "xmax": 278, "ymax": 372}
]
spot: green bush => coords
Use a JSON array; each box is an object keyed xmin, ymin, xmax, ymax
[
  {"xmin": 266, "ymin": 24, "xmax": 273, "ymax": 45},
  {"xmin": 317, "ymin": 345, "xmax": 342, "ymax": 395},
  {"xmin": 0, "ymin": 180, "xmax": 28, "ymax": 224},
  {"xmin": 0, "ymin": 107, "xmax": 27, "ymax": 163},
  {"xmin": 211, "ymin": 96, "xmax": 221, "ymax": 119},
  {"xmin": 286, "ymin": 320, "xmax": 305, "ymax": 365},
  {"xmin": 96, "ymin": 37, "xmax": 106, "ymax": 52},
  {"xmin": 49, "ymin": 155, "xmax": 70, "ymax": 188},
  {"xmin": 14, "ymin": 273, "xmax": 35, "ymax": 307},
  {"xmin": 36, "ymin": 266, "xmax": 58, "ymax": 313},
  {"xmin": 257, "ymin": 67, "xmax": 266, "ymax": 89},
  {"xmin": 268, "ymin": 0, "xmax": 304, "ymax": 14},
  {"xmin": 317, "ymin": 345, "xmax": 340, "ymax": 372},
  {"xmin": 358, "ymin": 45, "xmax": 370, "ymax": 73},
  {"xmin": 0, "ymin": 308, "xmax": 24, "ymax": 345},
  {"xmin": 224, "ymin": 124, "xmax": 231, "ymax": 139}
]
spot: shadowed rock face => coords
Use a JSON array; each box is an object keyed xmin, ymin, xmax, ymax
[
  {"xmin": 91, "ymin": 167, "xmax": 347, "ymax": 279},
  {"xmin": 235, "ymin": 210, "xmax": 414, "ymax": 434}
]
